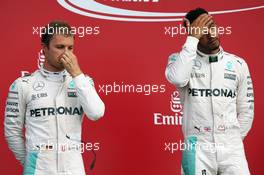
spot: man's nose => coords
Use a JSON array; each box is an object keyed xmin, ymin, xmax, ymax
[
  {"xmin": 207, "ymin": 34, "xmax": 213, "ymax": 39},
  {"xmin": 63, "ymin": 47, "xmax": 70, "ymax": 52},
  {"xmin": 209, "ymin": 28, "xmax": 217, "ymax": 38}
]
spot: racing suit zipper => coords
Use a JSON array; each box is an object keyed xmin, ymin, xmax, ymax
[
  {"xmin": 55, "ymin": 82, "xmax": 65, "ymax": 173},
  {"xmin": 210, "ymin": 63, "xmax": 217, "ymax": 159}
]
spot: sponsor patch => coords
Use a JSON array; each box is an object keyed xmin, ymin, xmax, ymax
[
  {"xmin": 224, "ymin": 73, "xmax": 236, "ymax": 81},
  {"xmin": 68, "ymin": 91, "xmax": 77, "ymax": 97},
  {"xmin": 191, "ymin": 73, "xmax": 205, "ymax": 78},
  {"xmin": 33, "ymin": 81, "xmax": 45, "ymax": 91},
  {"xmin": 31, "ymin": 93, "xmax": 48, "ymax": 100}
]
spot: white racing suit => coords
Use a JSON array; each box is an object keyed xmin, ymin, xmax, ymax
[
  {"xmin": 165, "ymin": 36, "xmax": 254, "ymax": 175},
  {"xmin": 4, "ymin": 68, "xmax": 105, "ymax": 175}
]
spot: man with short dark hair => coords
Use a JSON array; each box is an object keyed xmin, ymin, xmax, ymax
[
  {"xmin": 4, "ymin": 21, "xmax": 105, "ymax": 175},
  {"xmin": 41, "ymin": 21, "xmax": 73, "ymax": 47},
  {"xmin": 165, "ymin": 8, "xmax": 254, "ymax": 175}
]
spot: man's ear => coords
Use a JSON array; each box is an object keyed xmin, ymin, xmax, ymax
[
  {"xmin": 183, "ymin": 20, "xmax": 187, "ymax": 28},
  {"xmin": 41, "ymin": 43, "xmax": 48, "ymax": 55},
  {"xmin": 183, "ymin": 18, "xmax": 190, "ymax": 28}
]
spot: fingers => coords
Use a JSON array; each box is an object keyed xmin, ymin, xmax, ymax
[
  {"xmin": 203, "ymin": 16, "xmax": 214, "ymax": 28},
  {"xmin": 186, "ymin": 13, "xmax": 214, "ymax": 28},
  {"xmin": 193, "ymin": 14, "xmax": 214, "ymax": 31},
  {"xmin": 58, "ymin": 51, "xmax": 70, "ymax": 66},
  {"xmin": 194, "ymin": 13, "xmax": 208, "ymax": 25},
  {"xmin": 59, "ymin": 51, "xmax": 73, "ymax": 62},
  {"xmin": 59, "ymin": 50, "xmax": 78, "ymax": 69},
  {"xmin": 63, "ymin": 50, "xmax": 77, "ymax": 62},
  {"xmin": 60, "ymin": 56, "xmax": 71, "ymax": 69},
  {"xmin": 187, "ymin": 13, "xmax": 216, "ymax": 39},
  {"xmin": 198, "ymin": 15, "xmax": 212, "ymax": 27},
  {"xmin": 62, "ymin": 54, "xmax": 71, "ymax": 63},
  {"xmin": 60, "ymin": 52, "xmax": 82, "ymax": 77},
  {"xmin": 63, "ymin": 50, "xmax": 70, "ymax": 57},
  {"xmin": 60, "ymin": 57, "xmax": 69, "ymax": 69}
]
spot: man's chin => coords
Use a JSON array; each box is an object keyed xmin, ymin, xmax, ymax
[
  {"xmin": 210, "ymin": 43, "xmax": 220, "ymax": 52},
  {"xmin": 53, "ymin": 64, "xmax": 65, "ymax": 72}
]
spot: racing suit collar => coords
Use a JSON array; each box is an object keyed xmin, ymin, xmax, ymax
[
  {"xmin": 196, "ymin": 47, "xmax": 224, "ymax": 63},
  {"xmin": 40, "ymin": 67, "xmax": 67, "ymax": 82}
]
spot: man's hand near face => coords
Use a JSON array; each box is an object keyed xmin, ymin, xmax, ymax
[
  {"xmin": 184, "ymin": 13, "xmax": 214, "ymax": 40},
  {"xmin": 59, "ymin": 51, "xmax": 83, "ymax": 77}
]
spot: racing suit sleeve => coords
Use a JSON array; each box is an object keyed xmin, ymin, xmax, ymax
[
  {"xmin": 73, "ymin": 73, "xmax": 105, "ymax": 120},
  {"xmin": 4, "ymin": 78, "xmax": 26, "ymax": 165},
  {"xmin": 165, "ymin": 36, "xmax": 199, "ymax": 87},
  {"xmin": 237, "ymin": 62, "xmax": 254, "ymax": 139}
]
